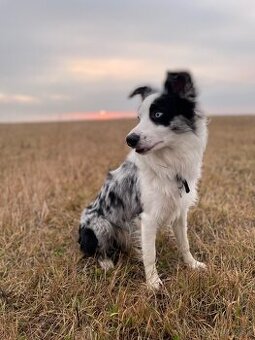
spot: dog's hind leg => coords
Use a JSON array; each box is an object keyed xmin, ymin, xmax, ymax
[
  {"xmin": 172, "ymin": 210, "xmax": 206, "ymax": 269},
  {"xmin": 141, "ymin": 214, "xmax": 162, "ymax": 290},
  {"xmin": 98, "ymin": 258, "xmax": 114, "ymax": 271}
]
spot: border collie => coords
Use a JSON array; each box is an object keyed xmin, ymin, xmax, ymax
[{"xmin": 79, "ymin": 71, "xmax": 208, "ymax": 289}]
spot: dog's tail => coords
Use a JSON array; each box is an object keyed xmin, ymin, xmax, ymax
[{"xmin": 78, "ymin": 225, "xmax": 98, "ymax": 257}]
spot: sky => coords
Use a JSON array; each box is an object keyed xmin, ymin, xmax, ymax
[{"xmin": 0, "ymin": 0, "xmax": 254, "ymax": 122}]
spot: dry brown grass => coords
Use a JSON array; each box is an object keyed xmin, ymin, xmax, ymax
[{"xmin": 0, "ymin": 116, "xmax": 254, "ymax": 339}]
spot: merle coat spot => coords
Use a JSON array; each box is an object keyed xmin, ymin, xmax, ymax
[{"xmin": 79, "ymin": 161, "xmax": 142, "ymax": 260}]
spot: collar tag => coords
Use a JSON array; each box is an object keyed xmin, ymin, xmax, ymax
[
  {"xmin": 176, "ymin": 175, "xmax": 190, "ymax": 196},
  {"xmin": 183, "ymin": 179, "xmax": 190, "ymax": 193}
]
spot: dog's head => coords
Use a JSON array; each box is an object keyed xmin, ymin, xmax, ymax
[{"xmin": 126, "ymin": 71, "xmax": 197, "ymax": 154}]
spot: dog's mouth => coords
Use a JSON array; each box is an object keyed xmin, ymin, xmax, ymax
[{"xmin": 135, "ymin": 141, "xmax": 163, "ymax": 155}]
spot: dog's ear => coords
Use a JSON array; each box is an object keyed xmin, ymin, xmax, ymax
[
  {"xmin": 164, "ymin": 71, "xmax": 196, "ymax": 101},
  {"xmin": 128, "ymin": 86, "xmax": 154, "ymax": 100}
]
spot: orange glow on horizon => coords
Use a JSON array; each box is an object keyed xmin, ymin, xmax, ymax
[{"xmin": 60, "ymin": 111, "xmax": 136, "ymax": 121}]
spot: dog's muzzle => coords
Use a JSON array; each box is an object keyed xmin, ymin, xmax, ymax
[{"xmin": 126, "ymin": 133, "xmax": 140, "ymax": 148}]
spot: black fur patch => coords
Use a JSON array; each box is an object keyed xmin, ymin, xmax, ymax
[
  {"xmin": 149, "ymin": 71, "xmax": 197, "ymax": 132},
  {"xmin": 149, "ymin": 94, "xmax": 195, "ymax": 129},
  {"xmin": 164, "ymin": 71, "xmax": 196, "ymax": 100},
  {"xmin": 129, "ymin": 86, "xmax": 154, "ymax": 100},
  {"xmin": 78, "ymin": 227, "xmax": 98, "ymax": 257},
  {"xmin": 108, "ymin": 191, "xmax": 124, "ymax": 209}
]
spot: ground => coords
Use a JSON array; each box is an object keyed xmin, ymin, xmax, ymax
[{"xmin": 0, "ymin": 116, "xmax": 254, "ymax": 339}]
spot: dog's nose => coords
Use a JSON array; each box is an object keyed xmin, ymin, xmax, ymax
[{"xmin": 126, "ymin": 133, "xmax": 140, "ymax": 148}]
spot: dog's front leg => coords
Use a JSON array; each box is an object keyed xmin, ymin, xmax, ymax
[
  {"xmin": 172, "ymin": 210, "xmax": 206, "ymax": 269},
  {"xmin": 141, "ymin": 214, "xmax": 162, "ymax": 290}
]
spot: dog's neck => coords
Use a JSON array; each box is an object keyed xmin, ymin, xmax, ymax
[
  {"xmin": 129, "ymin": 116, "xmax": 207, "ymax": 183},
  {"xmin": 132, "ymin": 140, "xmax": 203, "ymax": 181}
]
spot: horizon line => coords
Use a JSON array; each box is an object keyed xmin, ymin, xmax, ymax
[{"xmin": 0, "ymin": 110, "xmax": 254, "ymax": 124}]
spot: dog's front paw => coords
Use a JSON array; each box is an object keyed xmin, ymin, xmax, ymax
[
  {"xmin": 146, "ymin": 275, "xmax": 163, "ymax": 291},
  {"xmin": 188, "ymin": 260, "xmax": 207, "ymax": 270},
  {"xmin": 98, "ymin": 258, "xmax": 114, "ymax": 271}
]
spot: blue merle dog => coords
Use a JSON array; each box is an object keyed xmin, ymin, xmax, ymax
[{"xmin": 79, "ymin": 71, "xmax": 208, "ymax": 289}]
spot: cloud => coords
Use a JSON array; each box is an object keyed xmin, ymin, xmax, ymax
[
  {"xmin": 0, "ymin": 93, "xmax": 40, "ymax": 104},
  {"xmin": 67, "ymin": 58, "xmax": 158, "ymax": 81},
  {"xmin": 46, "ymin": 94, "xmax": 71, "ymax": 101},
  {"xmin": 0, "ymin": 92, "xmax": 70, "ymax": 105}
]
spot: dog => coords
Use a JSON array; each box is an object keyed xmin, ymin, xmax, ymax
[{"xmin": 78, "ymin": 71, "xmax": 208, "ymax": 289}]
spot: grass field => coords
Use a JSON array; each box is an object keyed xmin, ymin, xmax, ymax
[{"xmin": 0, "ymin": 116, "xmax": 254, "ymax": 339}]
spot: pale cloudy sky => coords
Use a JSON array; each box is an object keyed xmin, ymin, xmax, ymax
[{"xmin": 0, "ymin": 0, "xmax": 254, "ymax": 122}]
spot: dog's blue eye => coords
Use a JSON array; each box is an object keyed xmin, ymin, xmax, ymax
[{"xmin": 154, "ymin": 112, "xmax": 163, "ymax": 119}]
